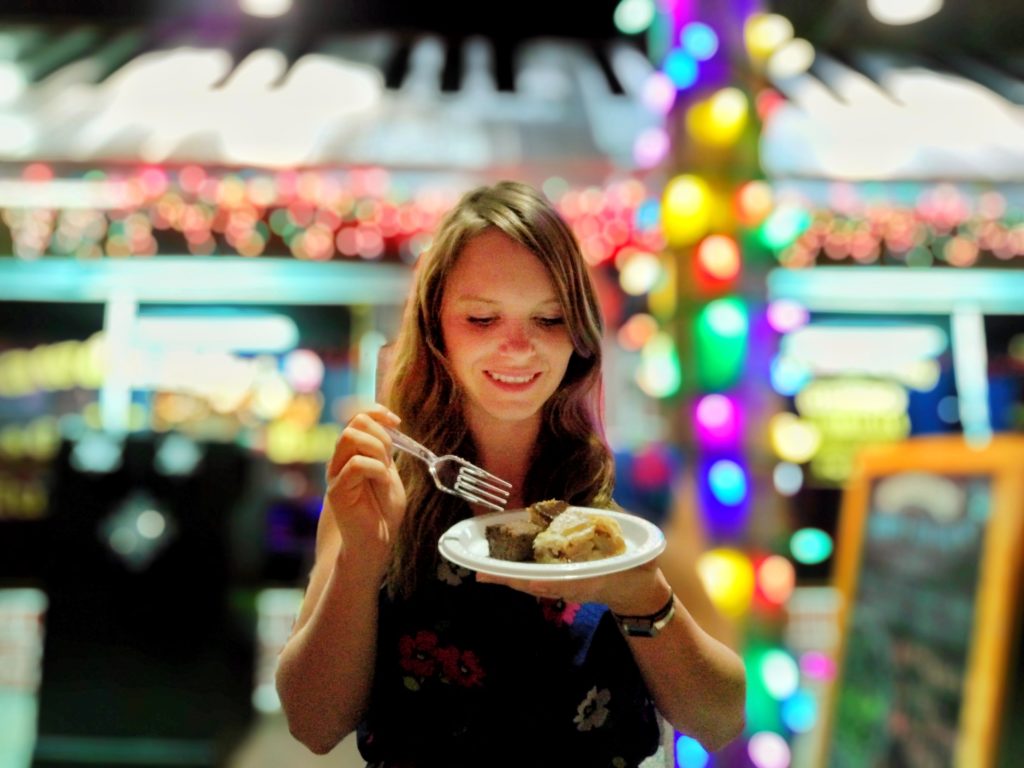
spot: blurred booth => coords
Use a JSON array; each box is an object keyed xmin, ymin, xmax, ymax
[{"xmin": 33, "ymin": 435, "xmax": 254, "ymax": 768}]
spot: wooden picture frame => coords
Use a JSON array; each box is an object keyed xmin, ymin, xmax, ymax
[{"xmin": 822, "ymin": 434, "xmax": 1024, "ymax": 768}]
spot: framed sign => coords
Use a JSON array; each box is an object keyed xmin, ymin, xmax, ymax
[{"xmin": 823, "ymin": 435, "xmax": 1024, "ymax": 768}]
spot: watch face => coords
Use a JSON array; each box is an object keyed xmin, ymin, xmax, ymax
[
  {"xmin": 615, "ymin": 599, "xmax": 675, "ymax": 637},
  {"xmin": 622, "ymin": 620, "xmax": 657, "ymax": 637}
]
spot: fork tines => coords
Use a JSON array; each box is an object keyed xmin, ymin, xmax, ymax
[{"xmin": 454, "ymin": 464, "xmax": 512, "ymax": 511}]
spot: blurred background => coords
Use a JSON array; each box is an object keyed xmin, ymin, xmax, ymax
[{"xmin": 0, "ymin": 0, "xmax": 1022, "ymax": 766}]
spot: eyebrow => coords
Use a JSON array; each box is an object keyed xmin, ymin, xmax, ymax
[{"xmin": 450, "ymin": 294, "xmax": 561, "ymax": 306}]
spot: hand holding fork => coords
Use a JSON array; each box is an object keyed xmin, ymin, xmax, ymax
[{"xmin": 384, "ymin": 426, "xmax": 511, "ymax": 512}]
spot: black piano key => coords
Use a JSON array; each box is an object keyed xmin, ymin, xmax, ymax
[
  {"xmin": 383, "ymin": 35, "xmax": 412, "ymax": 89},
  {"xmin": 19, "ymin": 24, "xmax": 103, "ymax": 83},
  {"xmin": 440, "ymin": 35, "xmax": 463, "ymax": 93}
]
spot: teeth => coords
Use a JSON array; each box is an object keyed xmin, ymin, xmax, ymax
[{"xmin": 489, "ymin": 372, "xmax": 534, "ymax": 384}]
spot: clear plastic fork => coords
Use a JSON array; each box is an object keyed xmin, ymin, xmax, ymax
[{"xmin": 384, "ymin": 426, "xmax": 512, "ymax": 512}]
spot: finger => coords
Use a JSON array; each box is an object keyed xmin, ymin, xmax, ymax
[
  {"xmin": 327, "ymin": 454, "xmax": 395, "ymax": 501},
  {"xmin": 327, "ymin": 419, "xmax": 391, "ymax": 479}
]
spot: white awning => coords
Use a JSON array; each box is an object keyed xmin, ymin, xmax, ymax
[{"xmin": 760, "ymin": 51, "xmax": 1024, "ymax": 184}]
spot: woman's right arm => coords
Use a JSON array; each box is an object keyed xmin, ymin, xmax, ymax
[{"xmin": 274, "ymin": 408, "xmax": 405, "ymax": 754}]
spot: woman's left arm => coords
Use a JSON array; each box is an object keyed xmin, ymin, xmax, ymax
[
  {"xmin": 610, "ymin": 566, "xmax": 747, "ymax": 752},
  {"xmin": 478, "ymin": 558, "xmax": 746, "ymax": 751}
]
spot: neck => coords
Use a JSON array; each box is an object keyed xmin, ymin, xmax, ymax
[{"xmin": 467, "ymin": 412, "xmax": 542, "ymax": 510}]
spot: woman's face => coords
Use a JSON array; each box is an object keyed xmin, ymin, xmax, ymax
[{"xmin": 440, "ymin": 229, "xmax": 574, "ymax": 427}]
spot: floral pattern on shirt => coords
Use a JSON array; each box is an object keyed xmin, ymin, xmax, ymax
[
  {"xmin": 398, "ymin": 629, "xmax": 486, "ymax": 689},
  {"xmin": 574, "ymin": 685, "xmax": 612, "ymax": 731},
  {"xmin": 540, "ymin": 597, "xmax": 581, "ymax": 627},
  {"xmin": 437, "ymin": 558, "xmax": 472, "ymax": 586},
  {"xmin": 360, "ymin": 575, "xmax": 661, "ymax": 767}
]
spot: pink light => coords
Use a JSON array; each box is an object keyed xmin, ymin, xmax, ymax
[
  {"xmin": 799, "ymin": 651, "xmax": 836, "ymax": 681},
  {"xmin": 139, "ymin": 167, "xmax": 168, "ymax": 198},
  {"xmin": 633, "ymin": 127, "xmax": 670, "ymax": 169},
  {"xmin": 641, "ymin": 72, "xmax": 677, "ymax": 115},
  {"xmin": 694, "ymin": 394, "xmax": 740, "ymax": 446},
  {"xmin": 22, "ymin": 163, "xmax": 53, "ymax": 182},
  {"xmin": 178, "ymin": 165, "xmax": 206, "ymax": 194},
  {"xmin": 766, "ymin": 299, "xmax": 809, "ymax": 333}
]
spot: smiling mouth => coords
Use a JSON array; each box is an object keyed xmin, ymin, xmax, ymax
[{"xmin": 486, "ymin": 371, "xmax": 540, "ymax": 385}]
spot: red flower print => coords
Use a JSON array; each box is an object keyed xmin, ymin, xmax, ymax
[
  {"xmin": 435, "ymin": 645, "xmax": 486, "ymax": 688},
  {"xmin": 540, "ymin": 598, "xmax": 581, "ymax": 627},
  {"xmin": 398, "ymin": 630, "xmax": 439, "ymax": 677}
]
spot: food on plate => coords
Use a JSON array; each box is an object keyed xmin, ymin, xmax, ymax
[
  {"xmin": 532, "ymin": 508, "xmax": 626, "ymax": 563},
  {"xmin": 485, "ymin": 499, "xmax": 627, "ymax": 564},
  {"xmin": 484, "ymin": 519, "xmax": 544, "ymax": 562},
  {"xmin": 527, "ymin": 498, "xmax": 569, "ymax": 527}
]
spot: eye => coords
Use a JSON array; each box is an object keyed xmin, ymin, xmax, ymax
[
  {"xmin": 536, "ymin": 316, "xmax": 565, "ymax": 328},
  {"xmin": 468, "ymin": 316, "xmax": 496, "ymax": 327}
]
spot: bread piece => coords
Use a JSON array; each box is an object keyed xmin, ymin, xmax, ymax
[
  {"xmin": 486, "ymin": 519, "xmax": 544, "ymax": 561},
  {"xmin": 533, "ymin": 509, "xmax": 627, "ymax": 563}
]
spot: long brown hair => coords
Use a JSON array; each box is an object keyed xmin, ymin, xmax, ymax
[{"xmin": 382, "ymin": 180, "xmax": 614, "ymax": 597}]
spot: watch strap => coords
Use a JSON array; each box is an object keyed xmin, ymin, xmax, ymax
[{"xmin": 611, "ymin": 590, "xmax": 676, "ymax": 638}]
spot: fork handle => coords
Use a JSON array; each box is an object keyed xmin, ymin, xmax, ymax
[{"xmin": 383, "ymin": 426, "xmax": 438, "ymax": 464}]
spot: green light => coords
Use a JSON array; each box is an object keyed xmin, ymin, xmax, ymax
[
  {"xmin": 790, "ymin": 527, "xmax": 833, "ymax": 565},
  {"xmin": 743, "ymin": 644, "xmax": 785, "ymax": 733},
  {"xmin": 760, "ymin": 205, "xmax": 811, "ymax": 250},
  {"xmin": 637, "ymin": 331, "xmax": 682, "ymax": 398},
  {"xmin": 695, "ymin": 298, "xmax": 748, "ymax": 390},
  {"xmin": 614, "ymin": 0, "xmax": 656, "ymax": 34}
]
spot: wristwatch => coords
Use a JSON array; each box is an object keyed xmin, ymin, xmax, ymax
[{"xmin": 611, "ymin": 591, "xmax": 675, "ymax": 638}]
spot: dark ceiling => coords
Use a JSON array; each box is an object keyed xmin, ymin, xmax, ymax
[
  {"xmin": 0, "ymin": 0, "xmax": 627, "ymax": 41},
  {"xmin": 3, "ymin": 1, "xmax": 1021, "ymax": 54}
]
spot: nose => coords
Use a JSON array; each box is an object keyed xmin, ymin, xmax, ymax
[{"xmin": 499, "ymin": 321, "xmax": 534, "ymax": 355}]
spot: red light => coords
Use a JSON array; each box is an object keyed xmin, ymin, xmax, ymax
[{"xmin": 696, "ymin": 234, "xmax": 741, "ymax": 281}]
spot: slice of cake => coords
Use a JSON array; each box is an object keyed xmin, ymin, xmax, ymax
[
  {"xmin": 533, "ymin": 508, "xmax": 627, "ymax": 563},
  {"xmin": 485, "ymin": 519, "xmax": 544, "ymax": 562}
]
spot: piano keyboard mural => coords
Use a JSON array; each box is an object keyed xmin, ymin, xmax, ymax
[{"xmin": 0, "ymin": 23, "xmax": 663, "ymax": 172}]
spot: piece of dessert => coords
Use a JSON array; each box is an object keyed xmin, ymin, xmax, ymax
[
  {"xmin": 533, "ymin": 508, "xmax": 627, "ymax": 563},
  {"xmin": 527, "ymin": 498, "xmax": 569, "ymax": 528},
  {"xmin": 485, "ymin": 519, "xmax": 544, "ymax": 562}
]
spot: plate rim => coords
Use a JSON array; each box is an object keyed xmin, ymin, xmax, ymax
[{"xmin": 438, "ymin": 506, "xmax": 666, "ymax": 581}]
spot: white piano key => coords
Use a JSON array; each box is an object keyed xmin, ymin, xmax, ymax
[
  {"xmin": 401, "ymin": 35, "xmax": 445, "ymax": 99},
  {"xmin": 607, "ymin": 39, "xmax": 656, "ymax": 101},
  {"xmin": 460, "ymin": 36, "xmax": 497, "ymax": 98}
]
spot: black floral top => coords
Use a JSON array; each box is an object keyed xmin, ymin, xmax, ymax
[{"xmin": 356, "ymin": 558, "xmax": 662, "ymax": 767}]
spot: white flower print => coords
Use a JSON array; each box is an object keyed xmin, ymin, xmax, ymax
[
  {"xmin": 437, "ymin": 559, "xmax": 471, "ymax": 586},
  {"xmin": 574, "ymin": 686, "xmax": 611, "ymax": 731}
]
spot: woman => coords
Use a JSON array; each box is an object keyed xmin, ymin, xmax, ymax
[{"xmin": 275, "ymin": 181, "xmax": 746, "ymax": 766}]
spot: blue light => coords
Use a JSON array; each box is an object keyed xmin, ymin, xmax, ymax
[
  {"xmin": 769, "ymin": 354, "xmax": 811, "ymax": 396},
  {"xmin": 681, "ymin": 23, "xmax": 719, "ymax": 61},
  {"xmin": 781, "ymin": 689, "xmax": 818, "ymax": 733},
  {"xmin": 663, "ymin": 49, "xmax": 699, "ymax": 89},
  {"xmin": 708, "ymin": 459, "xmax": 748, "ymax": 506},
  {"xmin": 635, "ymin": 198, "xmax": 662, "ymax": 231},
  {"xmin": 676, "ymin": 734, "xmax": 709, "ymax": 768}
]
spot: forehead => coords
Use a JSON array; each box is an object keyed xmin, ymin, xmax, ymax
[{"xmin": 444, "ymin": 229, "xmax": 558, "ymax": 299}]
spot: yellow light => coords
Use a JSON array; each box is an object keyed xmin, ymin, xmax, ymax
[
  {"xmin": 745, "ymin": 13, "xmax": 794, "ymax": 62},
  {"xmin": 766, "ymin": 38, "xmax": 816, "ymax": 79},
  {"xmin": 769, "ymin": 412, "xmax": 822, "ymax": 463},
  {"xmin": 619, "ymin": 250, "xmax": 663, "ymax": 295},
  {"xmin": 647, "ymin": 252, "xmax": 677, "ymax": 320},
  {"xmin": 697, "ymin": 548, "xmax": 755, "ymax": 618},
  {"xmin": 686, "ymin": 88, "xmax": 749, "ymax": 147},
  {"xmin": 662, "ymin": 174, "xmax": 713, "ymax": 246}
]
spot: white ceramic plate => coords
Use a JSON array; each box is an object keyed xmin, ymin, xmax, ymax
[{"xmin": 438, "ymin": 507, "xmax": 666, "ymax": 581}]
